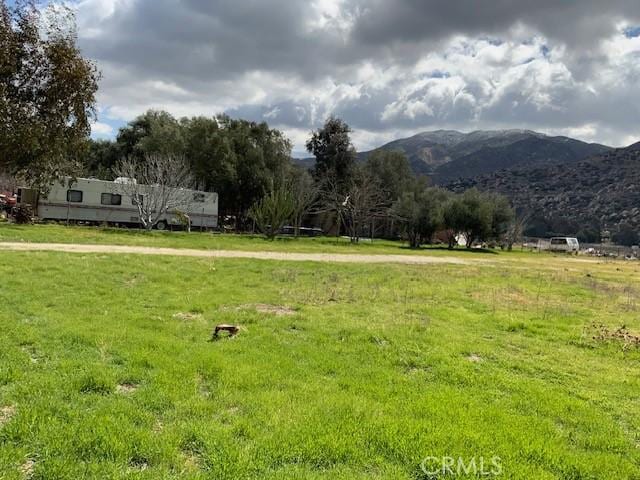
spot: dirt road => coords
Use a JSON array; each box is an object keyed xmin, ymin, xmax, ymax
[{"xmin": 0, "ymin": 241, "xmax": 473, "ymax": 265}]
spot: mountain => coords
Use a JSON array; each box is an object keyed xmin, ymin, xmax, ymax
[
  {"xmin": 448, "ymin": 142, "xmax": 640, "ymax": 236},
  {"xmin": 358, "ymin": 129, "xmax": 611, "ymax": 183}
]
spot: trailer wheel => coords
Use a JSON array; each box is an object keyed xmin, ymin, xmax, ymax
[{"xmin": 156, "ymin": 220, "xmax": 167, "ymax": 231}]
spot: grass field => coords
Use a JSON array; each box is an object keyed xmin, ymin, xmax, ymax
[
  {"xmin": 1, "ymin": 227, "xmax": 639, "ymax": 479},
  {"xmin": 0, "ymin": 224, "xmax": 527, "ymax": 257}
]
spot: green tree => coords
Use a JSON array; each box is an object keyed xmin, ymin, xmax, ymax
[
  {"xmin": 216, "ymin": 115, "xmax": 292, "ymax": 224},
  {"xmin": 612, "ymin": 223, "xmax": 639, "ymax": 246},
  {"xmin": 0, "ymin": 0, "xmax": 100, "ymax": 188},
  {"xmin": 442, "ymin": 195, "xmax": 466, "ymax": 248},
  {"xmin": 116, "ymin": 110, "xmax": 185, "ymax": 160},
  {"xmin": 306, "ymin": 116, "xmax": 356, "ymax": 189},
  {"xmin": 443, "ymin": 189, "xmax": 513, "ymax": 248},
  {"xmin": 488, "ymin": 192, "xmax": 515, "ymax": 242},
  {"xmin": 365, "ymin": 149, "xmax": 414, "ymax": 203},
  {"xmin": 84, "ymin": 139, "xmax": 121, "ymax": 179},
  {"xmin": 248, "ymin": 187, "xmax": 295, "ymax": 240},
  {"xmin": 113, "ymin": 113, "xmax": 294, "ymax": 226},
  {"xmin": 393, "ymin": 185, "xmax": 449, "ymax": 248}
]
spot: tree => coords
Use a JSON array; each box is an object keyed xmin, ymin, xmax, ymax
[
  {"xmin": 217, "ymin": 115, "xmax": 292, "ymax": 225},
  {"xmin": 365, "ymin": 149, "xmax": 414, "ymax": 203},
  {"xmin": 0, "ymin": 171, "xmax": 18, "ymax": 193},
  {"xmin": 113, "ymin": 154, "xmax": 194, "ymax": 230},
  {"xmin": 0, "ymin": 0, "xmax": 99, "ymax": 188},
  {"xmin": 393, "ymin": 185, "xmax": 449, "ymax": 248},
  {"xmin": 613, "ymin": 223, "xmax": 639, "ymax": 246},
  {"xmin": 248, "ymin": 187, "xmax": 295, "ymax": 240},
  {"xmin": 287, "ymin": 166, "xmax": 319, "ymax": 236},
  {"xmin": 322, "ymin": 166, "xmax": 388, "ymax": 243},
  {"xmin": 306, "ymin": 116, "xmax": 356, "ymax": 189},
  {"xmin": 443, "ymin": 189, "xmax": 513, "ymax": 248},
  {"xmin": 504, "ymin": 211, "xmax": 531, "ymax": 250},
  {"xmin": 442, "ymin": 195, "xmax": 467, "ymax": 248},
  {"xmin": 84, "ymin": 139, "xmax": 121, "ymax": 179},
  {"xmin": 116, "ymin": 110, "xmax": 185, "ymax": 161},
  {"xmin": 109, "ymin": 112, "xmax": 294, "ymax": 227},
  {"xmin": 488, "ymin": 192, "xmax": 515, "ymax": 243}
]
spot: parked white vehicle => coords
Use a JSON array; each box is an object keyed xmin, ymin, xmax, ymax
[
  {"xmin": 549, "ymin": 237, "xmax": 580, "ymax": 253},
  {"xmin": 17, "ymin": 177, "xmax": 218, "ymax": 230}
]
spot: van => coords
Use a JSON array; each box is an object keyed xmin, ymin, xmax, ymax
[{"xmin": 549, "ymin": 237, "xmax": 580, "ymax": 253}]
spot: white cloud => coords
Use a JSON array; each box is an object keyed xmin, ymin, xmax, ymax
[
  {"xmin": 90, "ymin": 121, "xmax": 114, "ymax": 137},
  {"xmin": 76, "ymin": 0, "xmax": 640, "ymax": 151}
]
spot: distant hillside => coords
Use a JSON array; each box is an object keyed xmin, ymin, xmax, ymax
[
  {"xmin": 448, "ymin": 142, "xmax": 640, "ymax": 236},
  {"xmin": 359, "ymin": 129, "xmax": 611, "ymax": 183},
  {"xmin": 296, "ymin": 129, "xmax": 610, "ymax": 182}
]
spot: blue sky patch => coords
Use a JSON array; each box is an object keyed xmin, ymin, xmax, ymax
[{"xmin": 624, "ymin": 26, "xmax": 640, "ymax": 38}]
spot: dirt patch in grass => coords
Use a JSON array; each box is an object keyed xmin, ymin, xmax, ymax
[
  {"xmin": 19, "ymin": 459, "xmax": 35, "ymax": 479},
  {"xmin": 128, "ymin": 457, "xmax": 149, "ymax": 471},
  {"xmin": 250, "ymin": 304, "xmax": 296, "ymax": 316},
  {"xmin": 173, "ymin": 311, "xmax": 203, "ymax": 321},
  {"xmin": 471, "ymin": 287, "xmax": 531, "ymax": 306},
  {"xmin": 0, "ymin": 405, "xmax": 16, "ymax": 427},
  {"xmin": 466, "ymin": 354, "xmax": 483, "ymax": 363},
  {"xmin": 220, "ymin": 304, "xmax": 296, "ymax": 316},
  {"xmin": 116, "ymin": 383, "xmax": 139, "ymax": 394},
  {"xmin": 152, "ymin": 419, "xmax": 163, "ymax": 434},
  {"xmin": 20, "ymin": 345, "xmax": 40, "ymax": 363}
]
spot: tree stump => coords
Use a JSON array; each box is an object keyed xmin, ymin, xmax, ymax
[{"xmin": 212, "ymin": 324, "xmax": 239, "ymax": 339}]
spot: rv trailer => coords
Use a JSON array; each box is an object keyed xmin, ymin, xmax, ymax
[{"xmin": 17, "ymin": 177, "xmax": 218, "ymax": 230}]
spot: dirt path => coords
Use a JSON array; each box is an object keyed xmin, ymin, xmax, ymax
[{"xmin": 0, "ymin": 241, "xmax": 475, "ymax": 265}]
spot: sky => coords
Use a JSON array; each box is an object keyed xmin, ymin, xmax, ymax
[{"xmin": 73, "ymin": 0, "xmax": 640, "ymax": 156}]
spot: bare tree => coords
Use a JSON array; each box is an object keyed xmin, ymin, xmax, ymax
[
  {"xmin": 321, "ymin": 168, "xmax": 388, "ymax": 243},
  {"xmin": 113, "ymin": 154, "xmax": 194, "ymax": 230},
  {"xmin": 504, "ymin": 211, "xmax": 531, "ymax": 250}
]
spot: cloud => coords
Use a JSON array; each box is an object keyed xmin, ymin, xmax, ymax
[
  {"xmin": 90, "ymin": 120, "xmax": 115, "ymax": 137},
  {"xmin": 75, "ymin": 0, "xmax": 640, "ymax": 151}
]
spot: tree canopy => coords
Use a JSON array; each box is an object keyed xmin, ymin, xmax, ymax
[
  {"xmin": 306, "ymin": 116, "xmax": 356, "ymax": 190},
  {"xmin": 0, "ymin": 0, "xmax": 99, "ymax": 188}
]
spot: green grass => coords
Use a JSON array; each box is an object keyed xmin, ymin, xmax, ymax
[
  {"xmin": 1, "ymin": 243, "xmax": 639, "ymax": 478},
  {"xmin": 0, "ymin": 223, "xmax": 534, "ymax": 258}
]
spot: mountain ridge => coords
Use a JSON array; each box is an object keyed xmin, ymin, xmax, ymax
[{"xmin": 296, "ymin": 129, "xmax": 612, "ymax": 182}]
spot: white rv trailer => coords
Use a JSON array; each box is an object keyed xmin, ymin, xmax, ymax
[
  {"xmin": 549, "ymin": 237, "xmax": 580, "ymax": 253},
  {"xmin": 17, "ymin": 177, "xmax": 218, "ymax": 230}
]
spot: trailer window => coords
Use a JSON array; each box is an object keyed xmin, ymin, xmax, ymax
[
  {"xmin": 193, "ymin": 192, "xmax": 206, "ymax": 202},
  {"xmin": 67, "ymin": 190, "xmax": 83, "ymax": 202},
  {"xmin": 101, "ymin": 193, "xmax": 122, "ymax": 206}
]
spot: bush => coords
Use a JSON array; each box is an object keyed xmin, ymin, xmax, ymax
[
  {"xmin": 12, "ymin": 205, "xmax": 34, "ymax": 224},
  {"xmin": 249, "ymin": 188, "xmax": 295, "ymax": 239}
]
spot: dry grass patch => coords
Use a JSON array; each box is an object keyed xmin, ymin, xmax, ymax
[
  {"xmin": 19, "ymin": 459, "xmax": 35, "ymax": 479},
  {"xmin": 0, "ymin": 405, "xmax": 16, "ymax": 427},
  {"xmin": 466, "ymin": 354, "xmax": 483, "ymax": 363},
  {"xmin": 116, "ymin": 383, "xmax": 138, "ymax": 394},
  {"xmin": 173, "ymin": 311, "xmax": 204, "ymax": 321},
  {"xmin": 222, "ymin": 303, "xmax": 296, "ymax": 316}
]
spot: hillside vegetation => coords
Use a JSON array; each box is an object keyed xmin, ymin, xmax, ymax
[{"xmin": 451, "ymin": 142, "xmax": 640, "ymax": 236}]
